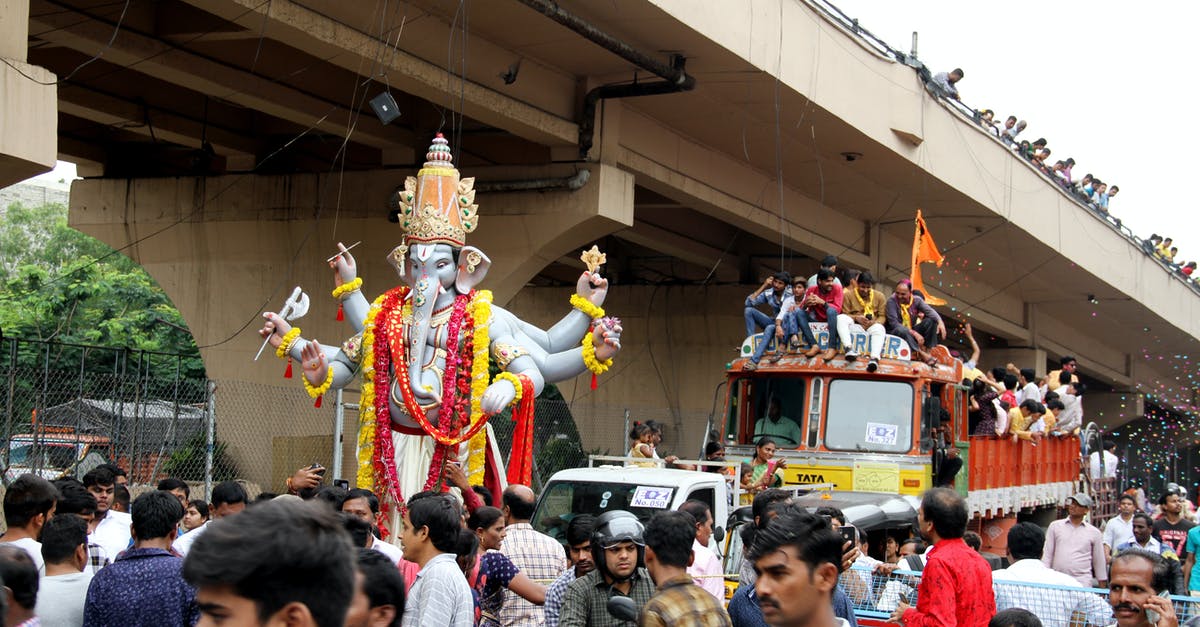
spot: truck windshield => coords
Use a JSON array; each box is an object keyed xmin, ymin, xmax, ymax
[
  {"xmin": 532, "ymin": 480, "xmax": 676, "ymax": 542},
  {"xmin": 824, "ymin": 379, "xmax": 913, "ymax": 453},
  {"xmin": 7, "ymin": 441, "xmax": 79, "ymax": 470}
]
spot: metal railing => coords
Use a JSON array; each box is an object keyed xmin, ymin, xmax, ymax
[{"xmin": 845, "ymin": 565, "xmax": 1200, "ymax": 624}]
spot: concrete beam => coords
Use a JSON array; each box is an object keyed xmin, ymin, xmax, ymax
[
  {"xmin": 0, "ymin": 59, "xmax": 57, "ymax": 187},
  {"xmin": 57, "ymin": 85, "xmax": 257, "ymax": 158},
  {"xmin": 180, "ymin": 0, "xmax": 579, "ymax": 147},
  {"xmin": 615, "ymin": 221, "xmax": 738, "ymax": 282},
  {"xmin": 30, "ymin": 9, "xmax": 403, "ymax": 151}
]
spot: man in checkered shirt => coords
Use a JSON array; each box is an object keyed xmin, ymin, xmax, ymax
[
  {"xmin": 53, "ymin": 478, "xmax": 111, "ymax": 574},
  {"xmin": 499, "ymin": 484, "xmax": 568, "ymax": 626}
]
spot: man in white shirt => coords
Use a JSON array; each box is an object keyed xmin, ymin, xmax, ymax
[
  {"xmin": 0, "ymin": 473, "xmax": 58, "ymax": 574},
  {"xmin": 1016, "ymin": 368, "xmax": 1041, "ymax": 405},
  {"xmin": 173, "ymin": 481, "xmax": 247, "ymax": 557},
  {"xmin": 679, "ymin": 500, "xmax": 725, "ymax": 601},
  {"xmin": 1050, "ymin": 374, "xmax": 1084, "ymax": 436},
  {"xmin": 36, "ymin": 513, "xmax": 94, "ymax": 626},
  {"xmin": 341, "ymin": 488, "xmax": 404, "ymax": 565},
  {"xmin": 83, "ymin": 467, "xmax": 132, "ymax": 560},
  {"xmin": 1090, "ymin": 440, "xmax": 1120, "ymax": 480},
  {"xmin": 1104, "ymin": 495, "xmax": 1138, "ymax": 559},
  {"xmin": 993, "ymin": 522, "xmax": 1109, "ymax": 627}
]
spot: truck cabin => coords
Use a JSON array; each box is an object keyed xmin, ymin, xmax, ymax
[{"xmin": 722, "ymin": 357, "xmax": 968, "ymax": 459}]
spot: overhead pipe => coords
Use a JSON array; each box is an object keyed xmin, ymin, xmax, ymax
[
  {"xmin": 475, "ymin": 169, "xmax": 591, "ymax": 193},
  {"xmin": 513, "ymin": 0, "xmax": 697, "ymax": 158}
]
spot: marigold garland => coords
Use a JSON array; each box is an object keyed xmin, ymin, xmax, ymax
[
  {"xmin": 332, "ymin": 277, "xmax": 363, "ymax": 299},
  {"xmin": 303, "ymin": 364, "xmax": 335, "ymax": 399},
  {"xmin": 581, "ymin": 332, "xmax": 613, "ymax": 375},
  {"xmin": 275, "ymin": 327, "xmax": 302, "ymax": 359},
  {"xmin": 492, "ymin": 371, "xmax": 523, "ymax": 407},
  {"xmin": 569, "ymin": 293, "xmax": 605, "ymax": 319}
]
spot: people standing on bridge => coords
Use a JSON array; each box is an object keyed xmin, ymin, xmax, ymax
[
  {"xmin": 753, "ymin": 398, "xmax": 802, "ymax": 448},
  {"xmin": 1042, "ymin": 493, "xmax": 1107, "ymax": 588},
  {"xmin": 1117, "ymin": 513, "xmax": 1184, "ymax": 594},
  {"xmin": 744, "ymin": 272, "xmax": 792, "ymax": 338},
  {"xmin": 1107, "ymin": 549, "xmax": 1179, "ymax": 627},
  {"xmin": 747, "ymin": 438, "xmax": 787, "ymax": 494},
  {"xmin": 837, "ymin": 271, "xmax": 886, "ymax": 372},
  {"xmin": 992, "ymin": 522, "xmax": 1111, "ymax": 627},
  {"xmin": 886, "ymin": 487, "xmax": 995, "ymax": 627},
  {"xmin": 885, "ymin": 280, "xmax": 944, "ymax": 365},
  {"xmin": 1152, "ymin": 487, "xmax": 1195, "ymax": 561},
  {"xmin": 779, "ymin": 269, "xmax": 843, "ymax": 361},
  {"xmin": 931, "ymin": 68, "xmax": 964, "ymax": 101},
  {"xmin": 638, "ymin": 510, "xmax": 731, "ymax": 627},
  {"xmin": 1104, "ymin": 495, "xmax": 1139, "ymax": 560}
]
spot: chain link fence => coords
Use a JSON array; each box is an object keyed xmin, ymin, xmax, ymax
[{"xmin": 2, "ymin": 338, "xmax": 712, "ymax": 504}]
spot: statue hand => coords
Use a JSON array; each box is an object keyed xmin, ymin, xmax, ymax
[
  {"xmin": 258, "ymin": 312, "xmax": 292, "ymax": 348},
  {"xmin": 300, "ymin": 340, "xmax": 328, "ymax": 387},
  {"xmin": 593, "ymin": 318, "xmax": 623, "ymax": 361},
  {"xmin": 481, "ymin": 380, "xmax": 517, "ymax": 415},
  {"xmin": 576, "ymin": 271, "xmax": 609, "ymax": 307},
  {"xmin": 329, "ymin": 241, "xmax": 358, "ymax": 285}
]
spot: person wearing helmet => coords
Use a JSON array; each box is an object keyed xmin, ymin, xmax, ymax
[{"xmin": 558, "ymin": 511, "xmax": 654, "ymax": 626}]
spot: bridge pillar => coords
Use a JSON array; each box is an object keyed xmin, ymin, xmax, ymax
[{"xmin": 0, "ymin": 0, "xmax": 57, "ymax": 187}]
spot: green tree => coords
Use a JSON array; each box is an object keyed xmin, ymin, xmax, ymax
[{"xmin": 0, "ymin": 202, "xmax": 204, "ymax": 377}]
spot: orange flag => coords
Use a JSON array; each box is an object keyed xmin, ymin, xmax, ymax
[{"xmin": 911, "ymin": 210, "xmax": 946, "ymax": 306}]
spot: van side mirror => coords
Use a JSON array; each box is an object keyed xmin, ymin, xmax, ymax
[{"xmin": 924, "ymin": 397, "xmax": 942, "ymax": 430}]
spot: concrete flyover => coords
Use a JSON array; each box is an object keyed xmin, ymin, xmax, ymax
[{"xmin": 8, "ymin": 0, "xmax": 1196, "ymax": 485}]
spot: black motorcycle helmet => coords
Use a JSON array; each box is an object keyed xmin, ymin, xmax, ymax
[{"xmin": 591, "ymin": 510, "xmax": 645, "ymax": 582}]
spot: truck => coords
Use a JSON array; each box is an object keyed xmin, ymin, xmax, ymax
[
  {"xmin": 726, "ymin": 328, "xmax": 1085, "ymax": 552},
  {"xmin": 4, "ymin": 431, "xmax": 113, "ymax": 483}
]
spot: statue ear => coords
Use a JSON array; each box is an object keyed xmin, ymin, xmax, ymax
[{"xmin": 456, "ymin": 246, "xmax": 491, "ymax": 293}]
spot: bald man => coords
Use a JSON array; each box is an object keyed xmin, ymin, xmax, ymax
[{"xmin": 499, "ymin": 484, "xmax": 566, "ymax": 626}]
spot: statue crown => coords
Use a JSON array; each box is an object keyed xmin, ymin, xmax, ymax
[{"xmin": 394, "ymin": 134, "xmax": 479, "ymax": 248}]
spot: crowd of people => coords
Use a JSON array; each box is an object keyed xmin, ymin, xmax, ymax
[
  {"xmin": 2, "ymin": 451, "xmax": 1198, "ymax": 626},
  {"xmin": 741, "ymin": 256, "xmax": 946, "ymax": 371},
  {"xmin": 928, "ymin": 66, "xmax": 1197, "ymax": 290}
]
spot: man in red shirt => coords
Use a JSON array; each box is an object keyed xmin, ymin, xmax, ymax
[
  {"xmin": 778, "ymin": 268, "xmax": 843, "ymax": 361},
  {"xmin": 888, "ymin": 488, "xmax": 995, "ymax": 627}
]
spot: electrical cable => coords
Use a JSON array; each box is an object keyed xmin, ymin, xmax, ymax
[{"xmin": 1, "ymin": 0, "xmax": 132, "ymax": 86}]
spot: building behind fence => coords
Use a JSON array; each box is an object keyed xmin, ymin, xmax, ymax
[{"xmin": 2, "ymin": 337, "xmax": 716, "ymax": 498}]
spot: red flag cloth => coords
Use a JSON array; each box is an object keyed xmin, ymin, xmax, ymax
[
  {"xmin": 505, "ymin": 376, "xmax": 537, "ymax": 486},
  {"xmin": 911, "ymin": 209, "xmax": 947, "ymax": 306}
]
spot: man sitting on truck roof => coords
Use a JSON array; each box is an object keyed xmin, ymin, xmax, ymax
[
  {"xmin": 753, "ymin": 399, "xmax": 802, "ymax": 448},
  {"xmin": 779, "ymin": 269, "xmax": 843, "ymax": 361},
  {"xmin": 837, "ymin": 271, "xmax": 887, "ymax": 372}
]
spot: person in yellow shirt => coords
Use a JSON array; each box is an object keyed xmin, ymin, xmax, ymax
[{"xmin": 1008, "ymin": 399, "xmax": 1046, "ymax": 443}]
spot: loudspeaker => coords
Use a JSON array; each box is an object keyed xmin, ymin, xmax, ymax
[{"xmin": 369, "ymin": 92, "xmax": 401, "ymax": 126}]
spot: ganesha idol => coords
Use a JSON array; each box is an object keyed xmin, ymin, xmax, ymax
[{"xmin": 259, "ymin": 134, "xmax": 622, "ymax": 508}]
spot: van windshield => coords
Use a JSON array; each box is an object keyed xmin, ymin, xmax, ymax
[
  {"xmin": 532, "ymin": 481, "xmax": 676, "ymax": 542},
  {"xmin": 824, "ymin": 379, "xmax": 913, "ymax": 453}
]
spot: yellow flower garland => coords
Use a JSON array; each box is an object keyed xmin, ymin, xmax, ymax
[
  {"xmin": 332, "ymin": 277, "xmax": 363, "ymax": 300},
  {"xmin": 569, "ymin": 293, "xmax": 605, "ymax": 320},
  {"xmin": 356, "ymin": 294, "xmax": 387, "ymax": 489},
  {"xmin": 275, "ymin": 327, "xmax": 302, "ymax": 359},
  {"xmin": 492, "ymin": 372, "xmax": 523, "ymax": 407},
  {"xmin": 303, "ymin": 363, "xmax": 335, "ymax": 399},
  {"xmin": 466, "ymin": 429, "xmax": 488, "ymax": 485},
  {"xmin": 468, "ymin": 291, "xmax": 493, "ymax": 433},
  {"xmin": 581, "ymin": 333, "xmax": 613, "ymax": 375}
]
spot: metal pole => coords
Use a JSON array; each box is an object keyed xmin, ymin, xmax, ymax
[
  {"xmin": 910, "ymin": 31, "xmax": 919, "ymax": 59},
  {"xmin": 623, "ymin": 409, "xmax": 630, "ymax": 456},
  {"xmin": 204, "ymin": 380, "xmax": 216, "ymax": 501},
  {"xmin": 332, "ymin": 389, "xmax": 345, "ymax": 481},
  {"xmin": 3, "ymin": 339, "xmax": 18, "ymax": 481}
]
